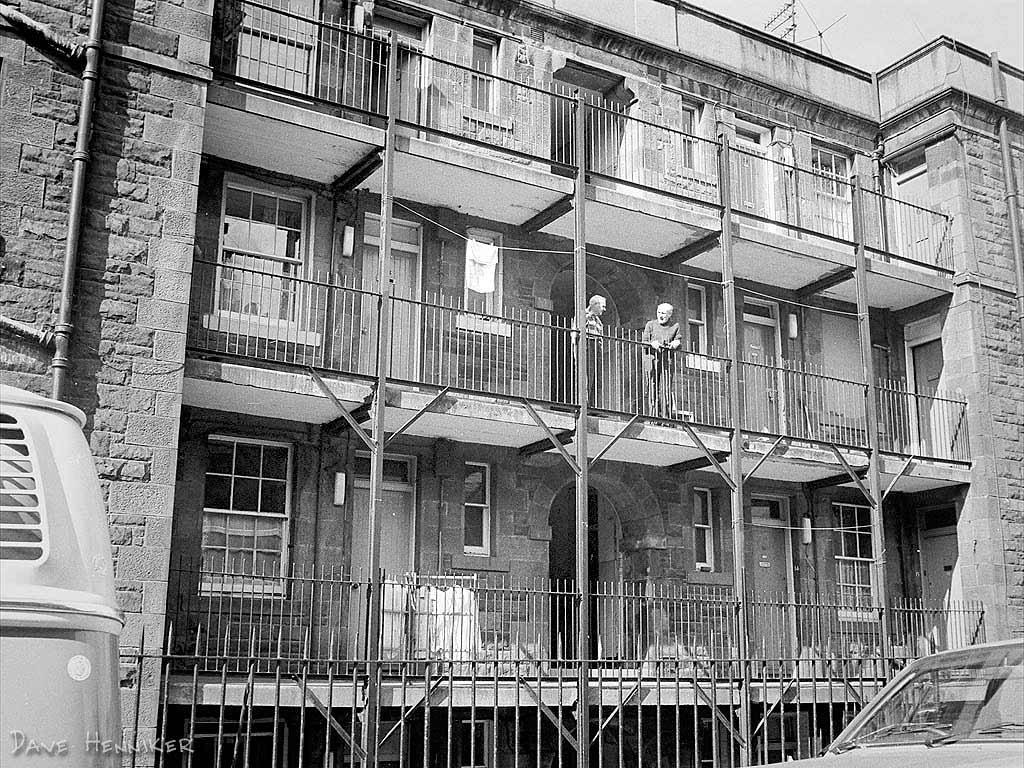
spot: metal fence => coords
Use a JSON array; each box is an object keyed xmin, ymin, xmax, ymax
[
  {"xmin": 137, "ymin": 561, "xmax": 986, "ymax": 768},
  {"xmin": 876, "ymin": 378, "xmax": 970, "ymax": 462}
]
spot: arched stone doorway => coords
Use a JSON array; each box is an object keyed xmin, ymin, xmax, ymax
[{"xmin": 547, "ymin": 483, "xmax": 624, "ymax": 659}]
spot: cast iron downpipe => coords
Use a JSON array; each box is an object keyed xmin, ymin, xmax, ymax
[
  {"xmin": 990, "ymin": 52, "xmax": 1024, "ymax": 338},
  {"xmin": 50, "ymin": 0, "xmax": 105, "ymax": 401}
]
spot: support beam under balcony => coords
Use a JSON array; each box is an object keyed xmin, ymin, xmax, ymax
[
  {"xmin": 331, "ymin": 148, "xmax": 383, "ymax": 194},
  {"xmin": 663, "ymin": 230, "xmax": 721, "ymax": 266},
  {"xmin": 678, "ymin": 420, "xmax": 735, "ymax": 490},
  {"xmin": 667, "ymin": 451, "xmax": 731, "ymax": 474},
  {"xmin": 521, "ymin": 194, "xmax": 574, "ymax": 232},
  {"xmin": 310, "ymin": 370, "xmax": 375, "ymax": 450},
  {"xmin": 519, "ymin": 429, "xmax": 575, "ymax": 458},
  {"xmin": 882, "ymin": 455, "xmax": 917, "ymax": 501},
  {"xmin": 807, "ymin": 467, "xmax": 868, "ymax": 490},
  {"xmin": 796, "ymin": 267, "xmax": 855, "ymax": 298},
  {"xmin": 383, "ymin": 387, "xmax": 450, "ymax": 447}
]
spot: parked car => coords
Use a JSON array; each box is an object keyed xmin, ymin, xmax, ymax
[{"xmin": 771, "ymin": 638, "xmax": 1023, "ymax": 767}]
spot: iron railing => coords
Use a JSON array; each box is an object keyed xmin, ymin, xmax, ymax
[
  {"xmin": 186, "ymin": 263, "xmax": 970, "ymax": 461},
  {"xmin": 166, "ymin": 561, "xmax": 986, "ymax": 673},
  {"xmin": 211, "ymin": 0, "xmax": 955, "ymax": 269}
]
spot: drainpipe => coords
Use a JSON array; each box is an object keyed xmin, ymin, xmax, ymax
[
  {"xmin": 50, "ymin": 0, "xmax": 105, "ymax": 401},
  {"xmin": 990, "ymin": 52, "xmax": 1024, "ymax": 338}
]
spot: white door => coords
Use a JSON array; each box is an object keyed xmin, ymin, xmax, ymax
[
  {"xmin": 351, "ymin": 459, "xmax": 416, "ymax": 660},
  {"xmin": 910, "ymin": 338, "xmax": 944, "ymax": 456},
  {"xmin": 742, "ymin": 301, "xmax": 784, "ymax": 434},
  {"xmin": 362, "ymin": 215, "xmax": 422, "ymax": 381},
  {"xmin": 920, "ymin": 526, "xmax": 961, "ymax": 649},
  {"xmin": 733, "ymin": 135, "xmax": 771, "ymax": 220}
]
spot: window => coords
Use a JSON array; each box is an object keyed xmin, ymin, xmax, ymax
[
  {"xmin": 218, "ymin": 182, "xmax": 307, "ymax": 319},
  {"xmin": 463, "ymin": 463, "xmax": 491, "ymax": 556},
  {"xmin": 679, "ymin": 103, "xmax": 700, "ymax": 169},
  {"xmin": 464, "ymin": 228, "xmax": 503, "ymax": 314},
  {"xmin": 456, "ymin": 718, "xmax": 493, "ymax": 768},
  {"xmin": 833, "ymin": 503, "xmax": 874, "ymax": 609},
  {"xmin": 201, "ymin": 437, "xmax": 291, "ymax": 589},
  {"xmin": 693, "ymin": 488, "xmax": 714, "ymax": 570},
  {"xmin": 470, "ymin": 32, "xmax": 497, "ymax": 111},
  {"xmin": 810, "ymin": 145, "xmax": 852, "ymax": 239},
  {"xmin": 685, "ymin": 284, "xmax": 707, "ymax": 353}
]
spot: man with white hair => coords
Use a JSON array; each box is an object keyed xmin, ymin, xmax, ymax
[
  {"xmin": 583, "ymin": 295, "xmax": 606, "ymax": 406},
  {"xmin": 642, "ymin": 302, "xmax": 682, "ymax": 416}
]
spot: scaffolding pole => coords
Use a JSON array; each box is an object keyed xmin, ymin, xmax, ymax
[
  {"xmin": 717, "ymin": 128, "xmax": 752, "ymax": 766},
  {"xmin": 851, "ymin": 176, "xmax": 892, "ymax": 656},
  {"xmin": 573, "ymin": 92, "xmax": 592, "ymax": 768},
  {"xmin": 363, "ymin": 32, "xmax": 399, "ymax": 768}
]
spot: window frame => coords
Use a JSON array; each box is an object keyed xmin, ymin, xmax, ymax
[
  {"xmin": 462, "ymin": 462, "xmax": 492, "ymax": 557},
  {"xmin": 693, "ymin": 487, "xmax": 714, "ymax": 571},
  {"xmin": 200, "ymin": 435, "xmax": 293, "ymax": 596},
  {"xmin": 685, "ymin": 283, "xmax": 708, "ymax": 354},
  {"xmin": 833, "ymin": 502, "xmax": 875, "ymax": 616}
]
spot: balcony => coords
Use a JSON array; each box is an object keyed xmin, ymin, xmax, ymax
[
  {"xmin": 207, "ymin": 0, "xmax": 956, "ymax": 301},
  {"xmin": 166, "ymin": 560, "xmax": 986, "ymax": 678},
  {"xmin": 186, "ymin": 259, "xmax": 970, "ymax": 464}
]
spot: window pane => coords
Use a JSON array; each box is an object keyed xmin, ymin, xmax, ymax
[
  {"xmin": 687, "ymin": 287, "xmax": 704, "ymax": 321},
  {"xmin": 464, "ymin": 507, "xmax": 484, "ymax": 549},
  {"xmin": 235, "ymin": 444, "xmax": 262, "ymax": 477},
  {"xmin": 254, "ymin": 551, "xmax": 281, "ymax": 575},
  {"xmin": 251, "ymin": 193, "xmax": 277, "ymax": 224},
  {"xmin": 253, "ymin": 518, "xmax": 283, "ymax": 551},
  {"xmin": 203, "ymin": 549, "xmax": 226, "ymax": 573},
  {"xmin": 353, "ymin": 454, "xmax": 371, "ymax": 477},
  {"xmin": 472, "ymin": 39, "xmax": 493, "ymax": 73},
  {"xmin": 225, "ymin": 187, "xmax": 251, "ymax": 219},
  {"xmin": 694, "ymin": 492, "xmax": 708, "ymax": 525},
  {"xmin": 688, "ymin": 323, "xmax": 702, "ymax": 350},
  {"xmin": 464, "ymin": 466, "xmax": 486, "ymax": 505},
  {"xmin": 695, "ymin": 530, "xmax": 708, "ymax": 564},
  {"xmin": 202, "ymin": 512, "xmax": 227, "ymax": 546},
  {"xmin": 260, "ymin": 480, "xmax": 287, "ymax": 514},
  {"xmin": 204, "ymin": 475, "xmax": 231, "ymax": 510},
  {"xmin": 208, "ymin": 440, "xmax": 234, "ymax": 474},
  {"xmin": 263, "ymin": 446, "xmax": 289, "ymax": 479},
  {"xmin": 278, "ymin": 199, "xmax": 303, "ymax": 230},
  {"xmin": 233, "ymin": 477, "xmax": 260, "ymax": 512}
]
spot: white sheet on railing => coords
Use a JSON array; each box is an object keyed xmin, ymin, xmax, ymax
[{"xmin": 411, "ymin": 584, "xmax": 481, "ymax": 661}]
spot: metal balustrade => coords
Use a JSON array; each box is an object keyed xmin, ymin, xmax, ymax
[
  {"xmin": 210, "ymin": 0, "xmax": 955, "ymax": 269},
  {"xmin": 166, "ymin": 560, "xmax": 985, "ymax": 672},
  {"xmin": 877, "ymin": 378, "xmax": 970, "ymax": 462},
  {"xmin": 187, "ymin": 259, "xmax": 379, "ymax": 376},
  {"xmin": 186, "ymin": 265, "xmax": 970, "ymax": 461}
]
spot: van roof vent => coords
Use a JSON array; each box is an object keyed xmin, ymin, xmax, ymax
[{"xmin": 0, "ymin": 412, "xmax": 47, "ymax": 561}]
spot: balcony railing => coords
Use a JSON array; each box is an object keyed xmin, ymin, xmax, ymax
[
  {"xmin": 187, "ymin": 259, "xmax": 971, "ymax": 461},
  {"xmin": 166, "ymin": 561, "xmax": 986, "ymax": 676},
  {"xmin": 211, "ymin": 0, "xmax": 956, "ymax": 270}
]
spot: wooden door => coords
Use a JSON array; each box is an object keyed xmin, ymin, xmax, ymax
[
  {"xmin": 743, "ymin": 319, "xmax": 781, "ymax": 433},
  {"xmin": 912, "ymin": 339, "xmax": 944, "ymax": 455}
]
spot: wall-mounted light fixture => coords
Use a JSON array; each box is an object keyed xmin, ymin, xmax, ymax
[
  {"xmin": 341, "ymin": 225, "xmax": 355, "ymax": 259},
  {"xmin": 801, "ymin": 515, "xmax": 813, "ymax": 545},
  {"xmin": 788, "ymin": 312, "xmax": 799, "ymax": 340},
  {"xmin": 333, "ymin": 472, "xmax": 346, "ymax": 506}
]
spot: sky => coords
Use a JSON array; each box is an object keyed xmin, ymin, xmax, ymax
[{"xmin": 697, "ymin": 0, "xmax": 1024, "ymax": 72}]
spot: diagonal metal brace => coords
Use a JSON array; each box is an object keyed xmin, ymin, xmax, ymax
[
  {"xmin": 379, "ymin": 677, "xmax": 447, "ymax": 746},
  {"xmin": 678, "ymin": 421, "xmax": 735, "ymax": 491},
  {"xmin": 743, "ymin": 436, "xmax": 785, "ymax": 482},
  {"xmin": 384, "ymin": 388, "xmax": 450, "ymax": 448},
  {"xmin": 693, "ymin": 679, "xmax": 746, "ymax": 749},
  {"xmin": 751, "ymin": 676, "xmax": 799, "ymax": 737},
  {"xmin": 521, "ymin": 400, "xmax": 581, "ymax": 476},
  {"xmin": 518, "ymin": 677, "xmax": 579, "ymax": 752},
  {"xmin": 308, "ymin": 368, "xmax": 376, "ymax": 451},
  {"xmin": 294, "ymin": 677, "xmax": 367, "ymax": 761},
  {"xmin": 589, "ymin": 415, "xmax": 639, "ymax": 468},
  {"xmin": 828, "ymin": 444, "xmax": 876, "ymax": 508},
  {"xmin": 591, "ymin": 680, "xmax": 643, "ymax": 743},
  {"xmin": 881, "ymin": 455, "xmax": 917, "ymax": 501}
]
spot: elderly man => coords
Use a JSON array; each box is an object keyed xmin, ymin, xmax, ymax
[
  {"xmin": 642, "ymin": 302, "xmax": 682, "ymax": 416},
  {"xmin": 583, "ymin": 295, "xmax": 606, "ymax": 407}
]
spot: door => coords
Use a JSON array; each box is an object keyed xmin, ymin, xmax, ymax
[
  {"xmin": 743, "ymin": 302, "xmax": 783, "ymax": 434},
  {"xmin": 361, "ymin": 215, "xmax": 422, "ymax": 381},
  {"xmin": 920, "ymin": 526, "xmax": 961, "ymax": 650},
  {"xmin": 351, "ymin": 461, "xmax": 416, "ymax": 660},
  {"xmin": 891, "ymin": 158, "xmax": 932, "ymax": 261},
  {"xmin": 911, "ymin": 338, "xmax": 944, "ymax": 456},
  {"xmin": 748, "ymin": 498, "xmax": 795, "ymax": 660}
]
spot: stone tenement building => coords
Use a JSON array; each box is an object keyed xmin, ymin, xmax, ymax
[{"xmin": 2, "ymin": 0, "xmax": 1022, "ymax": 765}]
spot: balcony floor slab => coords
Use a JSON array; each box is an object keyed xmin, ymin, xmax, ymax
[{"xmin": 204, "ymin": 83, "xmax": 385, "ymax": 185}]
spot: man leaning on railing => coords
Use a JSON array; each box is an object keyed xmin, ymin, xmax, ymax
[{"xmin": 642, "ymin": 303, "xmax": 682, "ymax": 418}]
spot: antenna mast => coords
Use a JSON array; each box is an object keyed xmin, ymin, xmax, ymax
[{"xmin": 765, "ymin": 1, "xmax": 797, "ymax": 42}]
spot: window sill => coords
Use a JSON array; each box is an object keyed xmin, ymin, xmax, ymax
[
  {"xmin": 451, "ymin": 553, "xmax": 510, "ymax": 572},
  {"xmin": 199, "ymin": 579, "xmax": 285, "ymax": 598},
  {"xmin": 202, "ymin": 312, "xmax": 322, "ymax": 346},
  {"xmin": 460, "ymin": 106, "xmax": 513, "ymax": 131},
  {"xmin": 455, "ymin": 313, "xmax": 513, "ymax": 337}
]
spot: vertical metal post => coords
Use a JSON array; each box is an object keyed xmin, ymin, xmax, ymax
[
  {"xmin": 717, "ymin": 128, "xmax": 751, "ymax": 766},
  {"xmin": 363, "ymin": 32, "xmax": 399, "ymax": 768},
  {"xmin": 851, "ymin": 176, "xmax": 892, "ymax": 656},
  {"xmin": 572, "ymin": 92, "xmax": 591, "ymax": 768}
]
